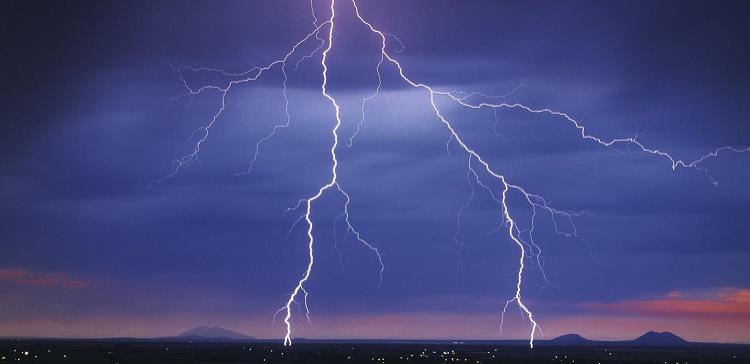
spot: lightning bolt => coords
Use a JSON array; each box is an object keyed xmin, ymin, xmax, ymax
[
  {"xmin": 277, "ymin": 0, "xmax": 383, "ymax": 346},
  {"xmin": 156, "ymin": 0, "xmax": 750, "ymax": 349}
]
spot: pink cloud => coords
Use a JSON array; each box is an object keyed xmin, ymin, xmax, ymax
[
  {"xmin": 580, "ymin": 287, "xmax": 750, "ymax": 318},
  {"xmin": 0, "ymin": 267, "xmax": 89, "ymax": 289}
]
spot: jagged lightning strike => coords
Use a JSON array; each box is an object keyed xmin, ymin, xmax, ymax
[{"xmin": 157, "ymin": 0, "xmax": 750, "ymax": 348}]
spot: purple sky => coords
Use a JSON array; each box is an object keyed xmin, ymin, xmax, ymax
[{"xmin": 1, "ymin": 0, "xmax": 749, "ymax": 342}]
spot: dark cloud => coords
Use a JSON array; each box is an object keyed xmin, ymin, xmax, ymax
[{"xmin": 1, "ymin": 0, "xmax": 749, "ymax": 340}]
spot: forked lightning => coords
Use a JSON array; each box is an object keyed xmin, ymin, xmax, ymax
[{"xmin": 158, "ymin": 0, "xmax": 749, "ymax": 348}]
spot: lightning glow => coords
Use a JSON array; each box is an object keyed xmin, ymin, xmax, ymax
[{"xmin": 156, "ymin": 0, "xmax": 750, "ymax": 349}]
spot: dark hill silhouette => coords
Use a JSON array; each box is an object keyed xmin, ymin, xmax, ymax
[
  {"xmin": 632, "ymin": 331, "xmax": 688, "ymax": 346},
  {"xmin": 550, "ymin": 334, "xmax": 589, "ymax": 345},
  {"xmin": 177, "ymin": 326, "xmax": 255, "ymax": 341},
  {"xmin": 538, "ymin": 331, "xmax": 691, "ymax": 347}
]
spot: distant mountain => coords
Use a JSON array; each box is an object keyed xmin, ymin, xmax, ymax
[
  {"xmin": 538, "ymin": 331, "xmax": 691, "ymax": 347},
  {"xmin": 632, "ymin": 331, "xmax": 688, "ymax": 346},
  {"xmin": 549, "ymin": 334, "xmax": 589, "ymax": 345},
  {"xmin": 177, "ymin": 326, "xmax": 255, "ymax": 341}
]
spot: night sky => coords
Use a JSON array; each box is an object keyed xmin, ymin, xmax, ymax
[{"xmin": 2, "ymin": 0, "xmax": 749, "ymax": 343}]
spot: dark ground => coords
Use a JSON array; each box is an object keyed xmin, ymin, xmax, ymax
[{"xmin": 1, "ymin": 340, "xmax": 748, "ymax": 364}]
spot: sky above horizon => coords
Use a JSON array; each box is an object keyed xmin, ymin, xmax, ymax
[{"xmin": 1, "ymin": 0, "xmax": 750, "ymax": 343}]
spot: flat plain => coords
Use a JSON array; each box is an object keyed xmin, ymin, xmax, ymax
[{"xmin": 1, "ymin": 340, "xmax": 748, "ymax": 364}]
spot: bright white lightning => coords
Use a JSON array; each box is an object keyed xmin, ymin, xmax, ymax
[
  {"xmin": 157, "ymin": 0, "xmax": 750, "ymax": 349},
  {"xmin": 155, "ymin": 20, "xmax": 331, "ymax": 183},
  {"xmin": 278, "ymin": 0, "xmax": 384, "ymax": 346}
]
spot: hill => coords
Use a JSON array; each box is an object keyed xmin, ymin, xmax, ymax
[
  {"xmin": 632, "ymin": 331, "xmax": 688, "ymax": 346},
  {"xmin": 549, "ymin": 334, "xmax": 589, "ymax": 345}
]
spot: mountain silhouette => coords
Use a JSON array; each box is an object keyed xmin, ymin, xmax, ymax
[
  {"xmin": 177, "ymin": 326, "xmax": 255, "ymax": 340},
  {"xmin": 539, "ymin": 331, "xmax": 691, "ymax": 347},
  {"xmin": 632, "ymin": 331, "xmax": 688, "ymax": 346},
  {"xmin": 550, "ymin": 334, "xmax": 589, "ymax": 345}
]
